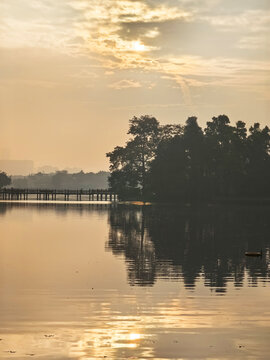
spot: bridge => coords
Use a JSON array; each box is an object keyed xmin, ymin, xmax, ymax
[{"xmin": 0, "ymin": 188, "xmax": 117, "ymax": 202}]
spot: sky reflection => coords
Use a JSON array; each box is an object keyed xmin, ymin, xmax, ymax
[
  {"xmin": 1, "ymin": 287, "xmax": 270, "ymax": 359},
  {"xmin": 0, "ymin": 203, "xmax": 270, "ymax": 359}
]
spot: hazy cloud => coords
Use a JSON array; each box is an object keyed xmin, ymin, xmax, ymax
[
  {"xmin": 0, "ymin": 0, "xmax": 269, "ymax": 169},
  {"xmin": 109, "ymin": 79, "xmax": 142, "ymax": 89}
]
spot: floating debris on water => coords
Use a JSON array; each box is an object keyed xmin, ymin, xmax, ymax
[{"xmin": 245, "ymin": 251, "xmax": 262, "ymax": 257}]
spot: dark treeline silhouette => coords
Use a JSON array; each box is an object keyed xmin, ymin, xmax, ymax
[
  {"xmin": 0, "ymin": 171, "xmax": 11, "ymax": 188},
  {"xmin": 107, "ymin": 115, "xmax": 270, "ymax": 202},
  {"xmin": 10, "ymin": 170, "xmax": 109, "ymax": 189},
  {"xmin": 106, "ymin": 205, "xmax": 270, "ymax": 291}
]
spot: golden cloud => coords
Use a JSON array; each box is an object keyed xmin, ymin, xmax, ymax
[{"xmin": 108, "ymin": 79, "xmax": 142, "ymax": 89}]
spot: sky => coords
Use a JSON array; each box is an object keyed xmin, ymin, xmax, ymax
[{"xmin": 0, "ymin": 0, "xmax": 270, "ymax": 172}]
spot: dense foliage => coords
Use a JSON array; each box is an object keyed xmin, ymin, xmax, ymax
[
  {"xmin": 10, "ymin": 171, "xmax": 109, "ymax": 189},
  {"xmin": 107, "ymin": 115, "xmax": 270, "ymax": 202},
  {"xmin": 0, "ymin": 171, "xmax": 11, "ymax": 188}
]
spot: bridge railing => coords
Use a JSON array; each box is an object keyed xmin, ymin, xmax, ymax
[{"xmin": 0, "ymin": 188, "xmax": 118, "ymax": 202}]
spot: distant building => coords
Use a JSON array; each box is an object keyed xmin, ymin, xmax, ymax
[{"xmin": 0, "ymin": 160, "xmax": 34, "ymax": 176}]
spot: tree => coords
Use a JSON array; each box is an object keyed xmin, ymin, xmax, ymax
[
  {"xmin": 149, "ymin": 117, "xmax": 205, "ymax": 202},
  {"xmin": 204, "ymin": 115, "xmax": 236, "ymax": 196},
  {"xmin": 183, "ymin": 117, "xmax": 205, "ymax": 200},
  {"xmin": 107, "ymin": 115, "xmax": 160, "ymax": 200},
  {"xmin": 246, "ymin": 123, "xmax": 270, "ymax": 196},
  {"xmin": 107, "ymin": 113, "xmax": 270, "ymax": 202},
  {"xmin": 0, "ymin": 171, "xmax": 11, "ymax": 188},
  {"xmin": 51, "ymin": 170, "xmax": 69, "ymax": 189},
  {"xmin": 159, "ymin": 124, "xmax": 183, "ymax": 140},
  {"xmin": 149, "ymin": 135, "xmax": 187, "ymax": 201}
]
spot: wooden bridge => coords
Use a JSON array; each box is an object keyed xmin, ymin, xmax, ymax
[{"xmin": 0, "ymin": 188, "xmax": 118, "ymax": 202}]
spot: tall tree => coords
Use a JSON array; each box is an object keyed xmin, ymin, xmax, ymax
[
  {"xmin": 107, "ymin": 115, "xmax": 160, "ymax": 200},
  {"xmin": 150, "ymin": 117, "xmax": 204, "ymax": 202},
  {"xmin": 246, "ymin": 123, "xmax": 270, "ymax": 196},
  {"xmin": 149, "ymin": 135, "xmax": 187, "ymax": 201},
  {"xmin": 183, "ymin": 117, "xmax": 205, "ymax": 200},
  {"xmin": 204, "ymin": 115, "xmax": 235, "ymax": 196}
]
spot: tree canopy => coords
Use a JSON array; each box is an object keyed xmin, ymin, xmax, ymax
[
  {"xmin": 10, "ymin": 171, "xmax": 109, "ymax": 189},
  {"xmin": 106, "ymin": 115, "xmax": 182, "ymax": 199},
  {"xmin": 0, "ymin": 172, "xmax": 11, "ymax": 189},
  {"xmin": 107, "ymin": 114, "xmax": 270, "ymax": 202}
]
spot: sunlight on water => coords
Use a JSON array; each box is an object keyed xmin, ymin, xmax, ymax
[{"xmin": 0, "ymin": 203, "xmax": 270, "ymax": 359}]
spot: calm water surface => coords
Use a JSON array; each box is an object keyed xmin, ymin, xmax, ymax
[{"xmin": 0, "ymin": 202, "xmax": 270, "ymax": 359}]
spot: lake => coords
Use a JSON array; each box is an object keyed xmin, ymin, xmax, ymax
[{"xmin": 0, "ymin": 202, "xmax": 270, "ymax": 359}]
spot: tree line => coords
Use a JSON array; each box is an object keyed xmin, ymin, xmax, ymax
[
  {"xmin": 0, "ymin": 171, "xmax": 109, "ymax": 190},
  {"xmin": 107, "ymin": 115, "xmax": 270, "ymax": 202}
]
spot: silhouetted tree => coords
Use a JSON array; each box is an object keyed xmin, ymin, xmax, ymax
[
  {"xmin": 11, "ymin": 171, "xmax": 109, "ymax": 189},
  {"xmin": 0, "ymin": 171, "xmax": 11, "ymax": 188},
  {"xmin": 204, "ymin": 115, "xmax": 235, "ymax": 196},
  {"xmin": 246, "ymin": 123, "xmax": 270, "ymax": 196},
  {"xmin": 150, "ymin": 117, "xmax": 205, "ymax": 201},
  {"xmin": 150, "ymin": 135, "xmax": 187, "ymax": 201},
  {"xmin": 108, "ymin": 114, "xmax": 270, "ymax": 202},
  {"xmin": 183, "ymin": 117, "xmax": 205, "ymax": 200},
  {"xmin": 107, "ymin": 115, "xmax": 182, "ymax": 200}
]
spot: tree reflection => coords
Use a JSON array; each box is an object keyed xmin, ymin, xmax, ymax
[
  {"xmin": 107, "ymin": 205, "xmax": 270, "ymax": 292},
  {"xmin": 107, "ymin": 206, "xmax": 156, "ymax": 286}
]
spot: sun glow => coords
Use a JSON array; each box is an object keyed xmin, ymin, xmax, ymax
[
  {"xmin": 131, "ymin": 41, "xmax": 146, "ymax": 51},
  {"xmin": 129, "ymin": 333, "xmax": 141, "ymax": 341}
]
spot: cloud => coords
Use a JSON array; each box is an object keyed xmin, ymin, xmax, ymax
[
  {"xmin": 203, "ymin": 9, "xmax": 270, "ymax": 32},
  {"xmin": 70, "ymin": 0, "xmax": 192, "ymax": 70},
  {"xmin": 70, "ymin": 0, "xmax": 191, "ymax": 23},
  {"xmin": 0, "ymin": 0, "xmax": 77, "ymax": 52},
  {"xmin": 108, "ymin": 79, "xmax": 142, "ymax": 89},
  {"xmin": 238, "ymin": 34, "xmax": 270, "ymax": 50},
  {"xmin": 0, "ymin": 0, "xmax": 269, "ymax": 105},
  {"xmin": 201, "ymin": 9, "xmax": 270, "ymax": 50}
]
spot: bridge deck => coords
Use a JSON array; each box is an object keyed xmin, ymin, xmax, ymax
[{"xmin": 0, "ymin": 188, "xmax": 117, "ymax": 201}]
